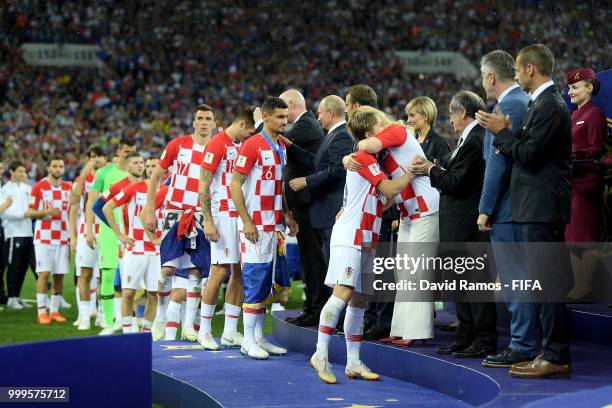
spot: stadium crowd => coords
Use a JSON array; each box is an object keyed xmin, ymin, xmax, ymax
[{"xmin": 1, "ymin": 0, "xmax": 610, "ymax": 179}]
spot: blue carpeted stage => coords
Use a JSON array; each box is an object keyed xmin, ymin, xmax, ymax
[
  {"xmin": 151, "ymin": 304, "xmax": 612, "ymax": 408},
  {"xmin": 1, "ymin": 304, "xmax": 609, "ymax": 407}
]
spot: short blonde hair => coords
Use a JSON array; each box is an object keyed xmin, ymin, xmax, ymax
[
  {"xmin": 347, "ymin": 106, "xmax": 403, "ymax": 141},
  {"xmin": 405, "ymin": 96, "xmax": 437, "ymax": 127}
]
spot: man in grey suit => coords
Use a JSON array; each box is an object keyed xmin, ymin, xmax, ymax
[
  {"xmin": 476, "ymin": 50, "xmax": 539, "ymax": 368},
  {"xmin": 477, "ymin": 44, "xmax": 572, "ymax": 378},
  {"xmin": 284, "ymin": 95, "xmax": 354, "ymax": 326}
]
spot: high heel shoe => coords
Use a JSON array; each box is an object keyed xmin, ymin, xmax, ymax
[
  {"xmin": 379, "ymin": 336, "xmax": 401, "ymax": 344},
  {"xmin": 391, "ymin": 338, "xmax": 427, "ymax": 347}
]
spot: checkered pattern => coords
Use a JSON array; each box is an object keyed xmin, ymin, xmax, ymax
[
  {"xmin": 100, "ymin": 177, "xmax": 131, "ymax": 232},
  {"xmin": 233, "ymin": 134, "xmax": 285, "ymax": 232},
  {"xmin": 76, "ymin": 172, "xmax": 100, "ymax": 236},
  {"xmin": 159, "ymin": 134, "xmax": 205, "ymax": 210},
  {"xmin": 29, "ymin": 178, "xmax": 72, "ymax": 245},
  {"xmin": 332, "ymin": 151, "xmax": 385, "ymax": 248},
  {"xmin": 376, "ymin": 125, "xmax": 439, "ymax": 220},
  {"xmin": 201, "ymin": 130, "xmax": 240, "ymax": 218},
  {"xmin": 112, "ymin": 180, "xmax": 163, "ymax": 255}
]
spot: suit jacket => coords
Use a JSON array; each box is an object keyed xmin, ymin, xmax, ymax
[
  {"xmin": 283, "ymin": 111, "xmax": 324, "ymax": 207},
  {"xmin": 430, "ymin": 123, "xmax": 486, "ymax": 242},
  {"xmin": 287, "ymin": 123, "xmax": 354, "ymax": 229},
  {"xmin": 493, "ymin": 85, "xmax": 572, "ymax": 224},
  {"xmin": 479, "ymin": 87, "xmax": 530, "ymax": 224},
  {"xmin": 421, "ymin": 128, "xmax": 450, "ymax": 163}
]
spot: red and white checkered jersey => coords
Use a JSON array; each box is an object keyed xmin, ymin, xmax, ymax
[
  {"xmin": 331, "ymin": 151, "xmax": 386, "ymax": 248},
  {"xmin": 101, "ymin": 176, "xmax": 131, "ymax": 232},
  {"xmin": 376, "ymin": 125, "xmax": 439, "ymax": 221},
  {"xmin": 201, "ymin": 130, "xmax": 240, "ymax": 218},
  {"xmin": 159, "ymin": 134, "xmax": 206, "ymax": 210},
  {"xmin": 233, "ymin": 133, "xmax": 285, "ymax": 232},
  {"xmin": 75, "ymin": 172, "xmax": 100, "ymax": 236},
  {"xmin": 112, "ymin": 181, "xmax": 165, "ymax": 255},
  {"xmin": 29, "ymin": 178, "xmax": 72, "ymax": 245}
]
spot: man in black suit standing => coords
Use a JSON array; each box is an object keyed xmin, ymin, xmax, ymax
[
  {"xmin": 476, "ymin": 44, "xmax": 572, "ymax": 379},
  {"xmin": 284, "ymin": 95, "xmax": 354, "ymax": 326},
  {"xmin": 411, "ymin": 91, "xmax": 498, "ymax": 358},
  {"xmin": 279, "ymin": 89, "xmax": 326, "ymax": 325}
]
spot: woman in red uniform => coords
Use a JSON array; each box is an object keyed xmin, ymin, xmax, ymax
[{"xmin": 565, "ymin": 68, "xmax": 606, "ymax": 299}]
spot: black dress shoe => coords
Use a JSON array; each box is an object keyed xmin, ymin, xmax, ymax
[
  {"xmin": 363, "ymin": 323, "xmax": 391, "ymax": 340},
  {"xmin": 285, "ymin": 312, "xmax": 312, "ymax": 324},
  {"xmin": 435, "ymin": 342, "xmax": 469, "ymax": 355},
  {"xmin": 482, "ymin": 347, "xmax": 536, "ymax": 368},
  {"xmin": 452, "ymin": 344, "xmax": 494, "ymax": 358},
  {"xmin": 294, "ymin": 313, "xmax": 318, "ymax": 327},
  {"xmin": 334, "ymin": 325, "xmax": 344, "ymax": 335}
]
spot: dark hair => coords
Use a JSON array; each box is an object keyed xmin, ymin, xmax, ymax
[
  {"xmin": 518, "ymin": 44, "xmax": 555, "ymax": 77},
  {"xmin": 125, "ymin": 152, "xmax": 142, "ymax": 162},
  {"xmin": 194, "ymin": 104, "xmax": 214, "ymax": 118},
  {"xmin": 234, "ymin": 105, "xmax": 256, "ymax": 128},
  {"xmin": 583, "ymin": 78, "xmax": 600, "ymax": 96},
  {"xmin": 348, "ymin": 84, "xmax": 378, "ymax": 108},
  {"xmin": 118, "ymin": 138, "xmax": 136, "ymax": 148},
  {"xmin": 261, "ymin": 97, "xmax": 288, "ymax": 114},
  {"xmin": 48, "ymin": 155, "xmax": 64, "ymax": 165},
  {"xmin": 87, "ymin": 145, "xmax": 105, "ymax": 158},
  {"xmin": 9, "ymin": 160, "xmax": 25, "ymax": 172},
  {"xmin": 449, "ymin": 91, "xmax": 486, "ymax": 118}
]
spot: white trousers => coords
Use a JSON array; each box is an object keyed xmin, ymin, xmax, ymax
[{"xmin": 390, "ymin": 213, "xmax": 439, "ymax": 340}]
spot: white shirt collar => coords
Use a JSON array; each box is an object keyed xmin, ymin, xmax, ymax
[
  {"xmin": 327, "ymin": 120, "xmax": 346, "ymax": 134},
  {"xmin": 530, "ymin": 80, "xmax": 555, "ymax": 101},
  {"xmin": 294, "ymin": 111, "xmax": 307, "ymax": 124},
  {"xmin": 498, "ymin": 84, "xmax": 519, "ymax": 103},
  {"xmin": 460, "ymin": 120, "xmax": 479, "ymax": 144}
]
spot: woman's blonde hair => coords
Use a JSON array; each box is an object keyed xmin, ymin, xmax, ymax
[
  {"xmin": 347, "ymin": 106, "xmax": 403, "ymax": 141},
  {"xmin": 405, "ymin": 96, "xmax": 438, "ymax": 127}
]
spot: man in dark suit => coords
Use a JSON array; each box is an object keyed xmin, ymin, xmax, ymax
[
  {"xmin": 476, "ymin": 44, "xmax": 572, "ymax": 379},
  {"xmin": 284, "ymin": 95, "xmax": 354, "ymax": 326},
  {"xmin": 476, "ymin": 50, "xmax": 539, "ymax": 369},
  {"xmin": 411, "ymin": 91, "xmax": 498, "ymax": 358},
  {"xmin": 278, "ymin": 89, "xmax": 326, "ymax": 325}
]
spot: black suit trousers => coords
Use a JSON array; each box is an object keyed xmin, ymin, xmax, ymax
[
  {"xmin": 0, "ymin": 227, "xmax": 5, "ymax": 299},
  {"xmin": 364, "ymin": 218, "xmax": 396, "ymax": 328},
  {"xmin": 4, "ymin": 237, "xmax": 35, "ymax": 298},
  {"xmin": 293, "ymin": 204, "xmax": 327, "ymax": 315},
  {"xmin": 522, "ymin": 223, "xmax": 571, "ymax": 365}
]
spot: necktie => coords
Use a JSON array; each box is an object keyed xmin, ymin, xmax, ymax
[
  {"xmin": 527, "ymin": 99, "xmax": 534, "ymax": 110},
  {"xmin": 450, "ymin": 136, "xmax": 464, "ymax": 160}
]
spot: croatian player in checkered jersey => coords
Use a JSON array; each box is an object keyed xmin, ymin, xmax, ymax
[
  {"xmin": 144, "ymin": 104, "xmax": 214, "ymax": 342},
  {"xmin": 230, "ymin": 97, "xmax": 299, "ymax": 359},
  {"xmin": 197, "ymin": 105, "xmax": 259, "ymax": 350},
  {"xmin": 345, "ymin": 106, "xmax": 440, "ymax": 346},
  {"xmin": 309, "ymin": 110, "xmax": 416, "ymax": 384},
  {"xmin": 103, "ymin": 156, "xmax": 166, "ymax": 334},
  {"xmin": 69, "ymin": 146, "xmax": 107, "ymax": 331},
  {"xmin": 26, "ymin": 156, "xmax": 72, "ymax": 325}
]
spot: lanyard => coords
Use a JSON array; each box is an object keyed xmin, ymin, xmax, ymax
[{"xmin": 261, "ymin": 130, "xmax": 285, "ymax": 173}]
